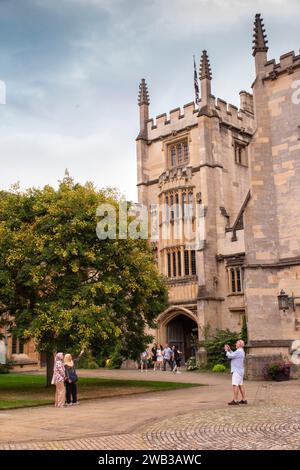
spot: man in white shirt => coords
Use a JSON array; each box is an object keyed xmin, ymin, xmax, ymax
[
  {"xmin": 224, "ymin": 339, "xmax": 247, "ymax": 405},
  {"xmin": 162, "ymin": 344, "xmax": 173, "ymax": 371}
]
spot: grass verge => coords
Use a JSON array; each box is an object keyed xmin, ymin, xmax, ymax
[{"xmin": 0, "ymin": 374, "xmax": 200, "ymax": 410}]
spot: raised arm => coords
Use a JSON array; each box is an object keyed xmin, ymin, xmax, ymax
[{"xmin": 226, "ymin": 349, "xmax": 243, "ymax": 359}]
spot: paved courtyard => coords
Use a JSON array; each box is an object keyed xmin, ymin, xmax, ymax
[{"xmin": 1, "ymin": 369, "xmax": 300, "ymax": 450}]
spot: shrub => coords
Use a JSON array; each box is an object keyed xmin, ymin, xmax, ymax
[
  {"xmin": 198, "ymin": 328, "xmax": 240, "ymax": 368},
  {"xmin": 0, "ymin": 361, "xmax": 14, "ymax": 374},
  {"xmin": 263, "ymin": 361, "xmax": 291, "ymax": 381},
  {"xmin": 212, "ymin": 364, "xmax": 226, "ymax": 373},
  {"xmin": 186, "ymin": 356, "xmax": 200, "ymax": 371}
]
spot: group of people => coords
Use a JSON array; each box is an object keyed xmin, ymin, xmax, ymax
[
  {"xmin": 51, "ymin": 340, "xmax": 247, "ymax": 408},
  {"xmin": 51, "ymin": 350, "xmax": 84, "ymax": 408},
  {"xmin": 140, "ymin": 343, "xmax": 182, "ymax": 373}
]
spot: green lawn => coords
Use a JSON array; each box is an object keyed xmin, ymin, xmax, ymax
[{"xmin": 0, "ymin": 374, "xmax": 200, "ymax": 409}]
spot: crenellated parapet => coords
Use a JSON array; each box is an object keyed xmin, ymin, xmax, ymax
[
  {"xmin": 214, "ymin": 95, "xmax": 254, "ymax": 135},
  {"xmin": 146, "ymin": 101, "xmax": 198, "ymax": 141},
  {"xmin": 146, "ymin": 93, "xmax": 254, "ymax": 142},
  {"xmin": 263, "ymin": 50, "xmax": 300, "ymax": 81}
]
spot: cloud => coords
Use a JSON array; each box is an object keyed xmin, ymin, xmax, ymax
[
  {"xmin": 0, "ymin": 0, "xmax": 299, "ymax": 200},
  {"xmin": 0, "ymin": 129, "xmax": 137, "ymax": 200}
]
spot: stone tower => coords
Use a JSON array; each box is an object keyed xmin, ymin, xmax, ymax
[{"xmin": 244, "ymin": 14, "xmax": 300, "ymax": 377}]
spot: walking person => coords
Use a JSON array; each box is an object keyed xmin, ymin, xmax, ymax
[
  {"xmin": 151, "ymin": 343, "xmax": 157, "ymax": 370},
  {"xmin": 155, "ymin": 344, "xmax": 164, "ymax": 371},
  {"xmin": 51, "ymin": 352, "xmax": 65, "ymax": 408},
  {"xmin": 172, "ymin": 345, "xmax": 182, "ymax": 373},
  {"xmin": 163, "ymin": 343, "xmax": 173, "ymax": 371},
  {"xmin": 224, "ymin": 340, "xmax": 247, "ymax": 405},
  {"xmin": 64, "ymin": 350, "xmax": 84, "ymax": 406},
  {"xmin": 140, "ymin": 349, "xmax": 150, "ymax": 373}
]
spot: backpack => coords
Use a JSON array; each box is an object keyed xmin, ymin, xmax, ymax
[{"xmin": 67, "ymin": 366, "xmax": 78, "ymax": 383}]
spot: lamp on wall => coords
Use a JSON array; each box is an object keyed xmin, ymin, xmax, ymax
[{"xmin": 278, "ymin": 289, "xmax": 295, "ymax": 312}]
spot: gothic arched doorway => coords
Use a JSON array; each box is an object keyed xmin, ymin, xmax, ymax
[{"xmin": 166, "ymin": 314, "xmax": 198, "ymax": 362}]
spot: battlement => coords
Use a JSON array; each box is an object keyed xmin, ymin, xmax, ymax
[
  {"xmin": 264, "ymin": 50, "xmax": 300, "ymax": 80},
  {"xmin": 146, "ymin": 101, "xmax": 199, "ymax": 140},
  {"xmin": 146, "ymin": 93, "xmax": 254, "ymax": 141}
]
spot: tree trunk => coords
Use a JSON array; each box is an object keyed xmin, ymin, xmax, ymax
[{"xmin": 46, "ymin": 352, "xmax": 54, "ymax": 387}]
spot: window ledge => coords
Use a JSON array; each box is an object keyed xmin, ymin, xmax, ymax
[{"xmin": 167, "ymin": 275, "xmax": 198, "ymax": 285}]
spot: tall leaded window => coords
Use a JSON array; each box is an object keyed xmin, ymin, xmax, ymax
[
  {"xmin": 236, "ymin": 269, "xmax": 241, "ymax": 292},
  {"xmin": 182, "ymin": 193, "xmax": 186, "ymax": 218},
  {"xmin": 12, "ymin": 335, "xmax": 17, "ymax": 354},
  {"xmin": 228, "ymin": 267, "xmax": 243, "ymax": 294},
  {"xmin": 171, "ymin": 146, "xmax": 176, "ymax": 166},
  {"xmin": 184, "ymin": 142, "xmax": 188, "ymax": 160},
  {"xmin": 170, "ymin": 194, "xmax": 174, "ymax": 220},
  {"xmin": 167, "ymin": 253, "xmax": 171, "ymax": 277},
  {"xmin": 188, "ymin": 192, "xmax": 194, "ymax": 218},
  {"xmin": 234, "ymin": 141, "xmax": 248, "ymax": 166},
  {"xmin": 177, "ymin": 251, "xmax": 182, "ymax": 276},
  {"xmin": 167, "ymin": 249, "xmax": 197, "ymax": 278},
  {"xmin": 172, "ymin": 252, "xmax": 176, "ymax": 277},
  {"xmin": 191, "ymin": 250, "xmax": 196, "ymax": 275},
  {"xmin": 175, "ymin": 194, "xmax": 179, "ymax": 219},
  {"xmin": 177, "ymin": 143, "xmax": 182, "ymax": 163},
  {"xmin": 184, "ymin": 250, "xmax": 189, "ymax": 276},
  {"xmin": 168, "ymin": 139, "xmax": 189, "ymax": 167},
  {"xmin": 12, "ymin": 335, "xmax": 24, "ymax": 354},
  {"xmin": 165, "ymin": 195, "xmax": 169, "ymax": 222}
]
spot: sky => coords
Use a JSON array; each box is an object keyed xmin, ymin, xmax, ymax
[{"xmin": 0, "ymin": 0, "xmax": 299, "ymax": 202}]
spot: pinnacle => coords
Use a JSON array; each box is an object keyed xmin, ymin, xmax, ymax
[
  {"xmin": 253, "ymin": 13, "xmax": 268, "ymax": 56},
  {"xmin": 199, "ymin": 50, "xmax": 212, "ymax": 81},
  {"xmin": 138, "ymin": 78, "xmax": 150, "ymax": 106}
]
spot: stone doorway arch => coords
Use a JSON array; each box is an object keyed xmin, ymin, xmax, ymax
[{"xmin": 157, "ymin": 306, "xmax": 198, "ymax": 362}]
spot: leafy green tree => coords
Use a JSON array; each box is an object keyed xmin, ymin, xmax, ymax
[{"xmin": 0, "ymin": 178, "xmax": 167, "ymax": 385}]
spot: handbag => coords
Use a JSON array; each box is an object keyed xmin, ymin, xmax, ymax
[{"xmin": 67, "ymin": 366, "xmax": 78, "ymax": 383}]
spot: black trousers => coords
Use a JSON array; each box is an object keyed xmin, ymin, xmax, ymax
[
  {"xmin": 65, "ymin": 382, "xmax": 78, "ymax": 404},
  {"xmin": 163, "ymin": 358, "xmax": 173, "ymax": 371}
]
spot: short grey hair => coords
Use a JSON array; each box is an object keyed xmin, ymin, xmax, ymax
[{"xmin": 237, "ymin": 339, "xmax": 245, "ymax": 348}]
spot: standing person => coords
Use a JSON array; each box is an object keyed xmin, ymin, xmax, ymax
[
  {"xmin": 172, "ymin": 345, "xmax": 182, "ymax": 373},
  {"xmin": 151, "ymin": 343, "xmax": 157, "ymax": 370},
  {"xmin": 64, "ymin": 350, "xmax": 84, "ymax": 406},
  {"xmin": 140, "ymin": 349, "xmax": 150, "ymax": 373},
  {"xmin": 163, "ymin": 344, "xmax": 173, "ymax": 371},
  {"xmin": 51, "ymin": 352, "xmax": 65, "ymax": 408},
  {"xmin": 155, "ymin": 345, "xmax": 164, "ymax": 371},
  {"xmin": 224, "ymin": 340, "xmax": 247, "ymax": 405}
]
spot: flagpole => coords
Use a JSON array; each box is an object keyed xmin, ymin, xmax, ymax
[{"xmin": 193, "ymin": 55, "xmax": 200, "ymax": 106}]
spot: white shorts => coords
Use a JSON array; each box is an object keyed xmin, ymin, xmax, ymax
[{"xmin": 232, "ymin": 372, "xmax": 244, "ymax": 386}]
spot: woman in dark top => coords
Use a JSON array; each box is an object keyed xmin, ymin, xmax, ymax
[
  {"xmin": 172, "ymin": 345, "xmax": 182, "ymax": 373},
  {"xmin": 64, "ymin": 350, "xmax": 84, "ymax": 405}
]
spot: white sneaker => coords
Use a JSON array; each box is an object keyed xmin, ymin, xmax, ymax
[{"xmin": 72, "ymin": 402, "xmax": 80, "ymax": 405}]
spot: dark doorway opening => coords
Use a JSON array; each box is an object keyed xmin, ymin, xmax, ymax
[{"xmin": 166, "ymin": 314, "xmax": 198, "ymax": 362}]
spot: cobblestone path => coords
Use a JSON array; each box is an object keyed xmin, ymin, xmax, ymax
[{"xmin": 2, "ymin": 404, "xmax": 300, "ymax": 450}]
